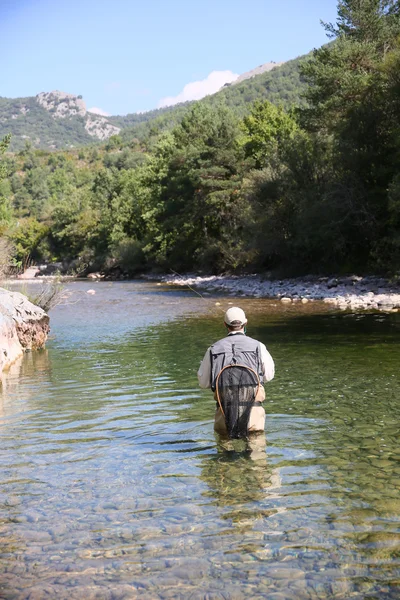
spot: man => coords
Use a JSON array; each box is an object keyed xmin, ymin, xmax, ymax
[{"xmin": 197, "ymin": 306, "xmax": 275, "ymax": 436}]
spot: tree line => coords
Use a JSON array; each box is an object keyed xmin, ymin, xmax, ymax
[{"xmin": 1, "ymin": 0, "xmax": 399, "ymax": 277}]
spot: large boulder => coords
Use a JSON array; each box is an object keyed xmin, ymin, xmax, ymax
[
  {"xmin": 0, "ymin": 310, "xmax": 24, "ymax": 373},
  {"xmin": 0, "ymin": 288, "xmax": 50, "ymax": 373}
]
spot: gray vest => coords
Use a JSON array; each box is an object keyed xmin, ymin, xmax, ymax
[{"xmin": 210, "ymin": 333, "xmax": 264, "ymax": 391}]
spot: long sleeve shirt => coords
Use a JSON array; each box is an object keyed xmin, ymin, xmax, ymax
[{"xmin": 197, "ymin": 331, "xmax": 275, "ymax": 389}]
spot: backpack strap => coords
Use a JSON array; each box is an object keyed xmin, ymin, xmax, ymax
[
  {"xmin": 209, "ymin": 348, "xmax": 214, "ymax": 388},
  {"xmin": 231, "ymin": 343, "xmax": 237, "ymax": 364}
]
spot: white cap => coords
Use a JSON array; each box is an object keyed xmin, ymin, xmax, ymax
[{"xmin": 224, "ymin": 306, "xmax": 247, "ymax": 326}]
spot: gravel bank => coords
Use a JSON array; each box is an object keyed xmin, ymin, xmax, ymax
[{"xmin": 159, "ymin": 274, "xmax": 400, "ymax": 311}]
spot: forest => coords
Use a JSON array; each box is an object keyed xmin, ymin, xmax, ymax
[{"xmin": 1, "ymin": 0, "xmax": 399, "ymax": 277}]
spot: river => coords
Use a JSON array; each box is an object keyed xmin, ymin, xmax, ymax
[{"xmin": 0, "ymin": 280, "xmax": 399, "ymax": 599}]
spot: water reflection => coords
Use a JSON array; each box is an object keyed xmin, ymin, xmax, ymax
[{"xmin": 201, "ymin": 437, "xmax": 283, "ymax": 523}]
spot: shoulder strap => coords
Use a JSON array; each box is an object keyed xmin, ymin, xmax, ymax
[{"xmin": 231, "ymin": 342, "xmax": 237, "ymax": 364}]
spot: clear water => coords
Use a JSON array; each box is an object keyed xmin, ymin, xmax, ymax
[{"xmin": 0, "ymin": 280, "xmax": 399, "ymax": 599}]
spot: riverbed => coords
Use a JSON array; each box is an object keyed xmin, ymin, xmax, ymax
[{"xmin": 0, "ymin": 280, "xmax": 399, "ymax": 599}]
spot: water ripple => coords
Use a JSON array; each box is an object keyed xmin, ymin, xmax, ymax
[{"xmin": 0, "ymin": 282, "xmax": 399, "ymax": 598}]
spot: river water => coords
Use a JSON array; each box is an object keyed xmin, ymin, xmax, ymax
[{"xmin": 0, "ymin": 280, "xmax": 399, "ymax": 600}]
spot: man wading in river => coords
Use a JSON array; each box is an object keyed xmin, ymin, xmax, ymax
[{"xmin": 197, "ymin": 307, "xmax": 274, "ymax": 438}]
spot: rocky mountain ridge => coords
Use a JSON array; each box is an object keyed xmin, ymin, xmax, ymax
[
  {"xmin": 224, "ymin": 61, "xmax": 285, "ymax": 87},
  {"xmin": 36, "ymin": 90, "xmax": 121, "ymax": 141},
  {"xmin": 0, "ymin": 91, "xmax": 121, "ymax": 150},
  {"xmin": 36, "ymin": 90, "xmax": 86, "ymax": 118}
]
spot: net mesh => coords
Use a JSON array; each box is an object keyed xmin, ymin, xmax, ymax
[{"xmin": 216, "ymin": 365, "xmax": 259, "ymax": 439}]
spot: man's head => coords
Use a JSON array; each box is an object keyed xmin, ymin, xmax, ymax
[{"xmin": 224, "ymin": 306, "xmax": 247, "ymax": 332}]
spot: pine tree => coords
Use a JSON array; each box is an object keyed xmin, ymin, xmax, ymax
[{"xmin": 299, "ymin": 0, "xmax": 400, "ymax": 270}]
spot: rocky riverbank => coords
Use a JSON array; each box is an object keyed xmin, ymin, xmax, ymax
[
  {"xmin": 159, "ymin": 274, "xmax": 400, "ymax": 311},
  {"xmin": 0, "ymin": 288, "xmax": 49, "ymax": 374}
]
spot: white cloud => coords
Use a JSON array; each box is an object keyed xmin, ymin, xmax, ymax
[
  {"xmin": 158, "ymin": 70, "xmax": 239, "ymax": 108},
  {"xmin": 88, "ymin": 107, "xmax": 110, "ymax": 116}
]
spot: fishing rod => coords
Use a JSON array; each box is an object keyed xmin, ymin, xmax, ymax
[{"xmin": 169, "ymin": 269, "xmax": 227, "ymax": 314}]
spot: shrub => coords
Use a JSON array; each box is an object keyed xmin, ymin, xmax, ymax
[
  {"xmin": 0, "ymin": 237, "xmax": 17, "ymax": 280},
  {"xmin": 111, "ymin": 239, "xmax": 146, "ymax": 274},
  {"xmin": 26, "ymin": 279, "xmax": 65, "ymax": 312}
]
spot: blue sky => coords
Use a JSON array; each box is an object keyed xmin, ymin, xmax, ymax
[{"xmin": 1, "ymin": 0, "xmax": 339, "ymax": 116}]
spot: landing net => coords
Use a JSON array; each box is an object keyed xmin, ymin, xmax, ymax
[{"xmin": 216, "ymin": 364, "xmax": 260, "ymax": 439}]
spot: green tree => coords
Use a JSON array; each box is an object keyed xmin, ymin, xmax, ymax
[
  {"xmin": 23, "ymin": 167, "xmax": 50, "ymax": 217},
  {"xmin": 298, "ymin": 0, "xmax": 400, "ymax": 270},
  {"xmin": 151, "ymin": 104, "xmax": 249, "ymax": 271},
  {"xmin": 0, "ymin": 134, "xmax": 11, "ymax": 180},
  {"xmin": 0, "ymin": 134, "xmax": 13, "ymax": 228},
  {"xmin": 241, "ymin": 101, "xmax": 298, "ymax": 168},
  {"xmin": 10, "ymin": 217, "xmax": 49, "ymax": 262},
  {"xmin": 324, "ymin": 0, "xmax": 399, "ymax": 46}
]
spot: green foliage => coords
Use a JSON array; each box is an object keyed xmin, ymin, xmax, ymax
[
  {"xmin": 0, "ymin": 134, "xmax": 11, "ymax": 167},
  {"xmin": 105, "ymin": 135, "xmax": 123, "ymax": 151},
  {"xmin": 10, "ymin": 217, "xmax": 49, "ymax": 262},
  {"xmin": 2, "ymin": 4, "xmax": 400, "ymax": 276},
  {"xmin": 293, "ymin": 0, "xmax": 400, "ymax": 272},
  {"xmin": 0, "ymin": 237, "xmax": 16, "ymax": 279},
  {"xmin": 0, "ymin": 96, "xmax": 96, "ymax": 151},
  {"xmin": 110, "ymin": 238, "xmax": 146, "ymax": 274},
  {"xmin": 0, "ymin": 134, "xmax": 13, "ymax": 229},
  {"xmin": 0, "ymin": 134, "xmax": 11, "ymax": 186},
  {"xmin": 241, "ymin": 101, "xmax": 298, "ymax": 168},
  {"xmin": 136, "ymin": 104, "xmax": 249, "ymax": 271},
  {"xmin": 205, "ymin": 56, "xmax": 308, "ymax": 115}
]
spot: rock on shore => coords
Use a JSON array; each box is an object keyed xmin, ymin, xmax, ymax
[
  {"xmin": 160, "ymin": 274, "xmax": 400, "ymax": 311},
  {"xmin": 0, "ymin": 288, "xmax": 49, "ymax": 374}
]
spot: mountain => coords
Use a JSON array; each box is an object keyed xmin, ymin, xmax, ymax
[
  {"xmin": 225, "ymin": 61, "xmax": 285, "ymax": 86},
  {"xmin": 0, "ymin": 91, "xmax": 121, "ymax": 151},
  {"xmin": 1, "ymin": 53, "xmax": 308, "ymax": 151},
  {"xmin": 206, "ymin": 54, "xmax": 307, "ymax": 115},
  {"xmin": 113, "ymin": 53, "xmax": 308, "ymax": 144}
]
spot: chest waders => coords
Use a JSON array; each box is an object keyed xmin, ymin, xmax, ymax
[{"xmin": 210, "ymin": 335, "xmax": 264, "ymax": 439}]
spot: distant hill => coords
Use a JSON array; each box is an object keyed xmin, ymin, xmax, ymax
[
  {"xmin": 1, "ymin": 52, "xmax": 309, "ymax": 151},
  {"xmin": 206, "ymin": 54, "xmax": 307, "ymax": 115},
  {"xmin": 110, "ymin": 53, "xmax": 308, "ymax": 144}
]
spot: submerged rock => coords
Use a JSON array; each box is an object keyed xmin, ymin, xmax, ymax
[{"xmin": 0, "ymin": 288, "xmax": 49, "ymax": 374}]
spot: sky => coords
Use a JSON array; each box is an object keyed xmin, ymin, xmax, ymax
[{"xmin": 1, "ymin": 0, "xmax": 339, "ymax": 116}]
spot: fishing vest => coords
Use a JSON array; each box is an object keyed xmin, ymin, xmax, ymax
[{"xmin": 210, "ymin": 333, "xmax": 264, "ymax": 391}]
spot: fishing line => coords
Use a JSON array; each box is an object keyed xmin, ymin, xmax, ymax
[{"xmin": 169, "ymin": 269, "xmax": 226, "ymax": 313}]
